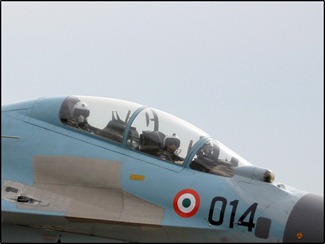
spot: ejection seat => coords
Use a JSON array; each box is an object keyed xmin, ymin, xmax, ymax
[
  {"xmin": 138, "ymin": 130, "xmax": 165, "ymax": 156},
  {"xmin": 100, "ymin": 111, "xmax": 139, "ymax": 145}
]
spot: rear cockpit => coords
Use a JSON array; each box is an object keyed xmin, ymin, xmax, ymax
[{"xmin": 59, "ymin": 95, "xmax": 252, "ymax": 177}]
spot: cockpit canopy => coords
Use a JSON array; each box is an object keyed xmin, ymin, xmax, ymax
[{"xmin": 59, "ymin": 95, "xmax": 252, "ymax": 176}]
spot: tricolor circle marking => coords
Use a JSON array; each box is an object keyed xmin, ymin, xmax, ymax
[{"xmin": 173, "ymin": 189, "xmax": 200, "ymax": 218}]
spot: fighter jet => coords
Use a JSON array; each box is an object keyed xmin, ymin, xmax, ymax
[{"xmin": 1, "ymin": 95, "xmax": 323, "ymax": 242}]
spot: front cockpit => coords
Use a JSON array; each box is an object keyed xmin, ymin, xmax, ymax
[{"xmin": 59, "ymin": 95, "xmax": 253, "ymax": 178}]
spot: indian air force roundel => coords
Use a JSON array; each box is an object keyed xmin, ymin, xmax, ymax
[{"xmin": 173, "ymin": 189, "xmax": 200, "ymax": 218}]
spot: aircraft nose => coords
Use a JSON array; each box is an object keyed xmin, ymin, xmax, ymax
[{"xmin": 283, "ymin": 193, "xmax": 323, "ymax": 242}]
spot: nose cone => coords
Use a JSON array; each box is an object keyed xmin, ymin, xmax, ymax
[{"xmin": 283, "ymin": 193, "xmax": 324, "ymax": 242}]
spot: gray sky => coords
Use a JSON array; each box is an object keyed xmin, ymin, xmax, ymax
[{"xmin": 2, "ymin": 2, "xmax": 323, "ymax": 196}]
